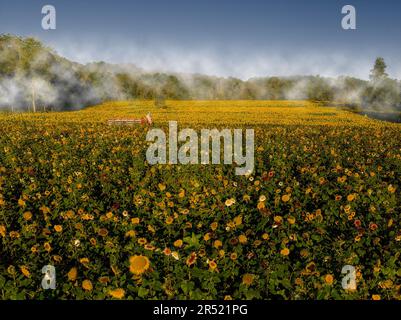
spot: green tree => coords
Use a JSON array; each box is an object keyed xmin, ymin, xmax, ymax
[
  {"xmin": 370, "ymin": 57, "xmax": 388, "ymax": 82},
  {"xmin": 306, "ymin": 76, "xmax": 334, "ymax": 101},
  {"xmin": 363, "ymin": 58, "xmax": 400, "ymax": 110}
]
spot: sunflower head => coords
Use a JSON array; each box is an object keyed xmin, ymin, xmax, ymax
[
  {"xmin": 242, "ymin": 273, "xmax": 254, "ymax": 286},
  {"xmin": 129, "ymin": 255, "xmax": 150, "ymax": 275},
  {"xmin": 109, "ymin": 288, "xmax": 125, "ymax": 299}
]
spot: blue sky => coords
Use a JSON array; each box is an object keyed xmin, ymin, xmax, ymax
[{"xmin": 1, "ymin": 0, "xmax": 400, "ymax": 79}]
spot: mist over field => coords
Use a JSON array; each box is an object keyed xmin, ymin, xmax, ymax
[
  {"xmin": 50, "ymin": 37, "xmax": 401, "ymax": 81},
  {"xmin": 0, "ymin": 35, "xmax": 400, "ymax": 113}
]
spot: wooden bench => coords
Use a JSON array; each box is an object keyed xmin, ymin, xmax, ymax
[{"xmin": 107, "ymin": 113, "xmax": 153, "ymax": 126}]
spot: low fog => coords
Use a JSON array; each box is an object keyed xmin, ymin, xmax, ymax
[{"xmin": 0, "ymin": 35, "xmax": 400, "ymax": 112}]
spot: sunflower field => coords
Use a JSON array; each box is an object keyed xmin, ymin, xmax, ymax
[{"xmin": 0, "ymin": 100, "xmax": 400, "ymax": 300}]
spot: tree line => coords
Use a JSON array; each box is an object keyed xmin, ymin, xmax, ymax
[{"xmin": 0, "ymin": 35, "xmax": 400, "ymax": 111}]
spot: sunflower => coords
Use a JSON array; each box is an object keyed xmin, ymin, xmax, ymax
[
  {"xmin": 40, "ymin": 206, "xmax": 50, "ymax": 214},
  {"xmin": 7, "ymin": 265, "xmax": 16, "ymax": 275},
  {"xmin": 274, "ymin": 216, "xmax": 283, "ymax": 223},
  {"xmin": 280, "ymin": 248, "xmax": 290, "ymax": 256},
  {"xmin": 284, "ymin": 214, "xmax": 295, "ymax": 224},
  {"xmin": 82, "ymin": 279, "xmax": 93, "ymax": 291},
  {"xmin": 208, "ymin": 260, "xmax": 217, "ymax": 270},
  {"xmin": 44, "ymin": 242, "xmax": 52, "ymax": 252},
  {"xmin": 242, "ymin": 273, "xmax": 254, "ymax": 286},
  {"xmin": 144, "ymin": 244, "xmax": 156, "ymax": 251},
  {"xmin": 214, "ymin": 240, "xmax": 223, "ymax": 249},
  {"xmin": 81, "ymin": 214, "xmax": 94, "ymax": 221},
  {"xmin": 281, "ymin": 194, "xmax": 291, "ymax": 202},
  {"xmin": 98, "ymin": 228, "xmax": 109, "ymax": 237},
  {"xmin": 238, "ymin": 235, "xmax": 247, "ymax": 244},
  {"xmin": 233, "ymin": 215, "xmax": 243, "ymax": 226},
  {"xmin": 67, "ymin": 267, "xmax": 77, "ymax": 281},
  {"xmin": 388, "ymin": 185, "xmax": 396, "ymax": 193},
  {"xmin": 210, "ymin": 222, "xmax": 218, "ymax": 231},
  {"xmin": 186, "ymin": 252, "xmax": 197, "ymax": 266},
  {"xmin": 23, "ymin": 211, "xmax": 32, "ymax": 221},
  {"xmin": 253, "ymin": 240, "xmax": 262, "ymax": 247},
  {"xmin": 225, "ymin": 198, "xmax": 235, "ymax": 207},
  {"xmin": 98, "ymin": 276, "xmax": 110, "ymax": 284},
  {"xmin": 171, "ymin": 251, "xmax": 180, "ymax": 260},
  {"xmin": 109, "ymin": 288, "xmax": 125, "ymax": 299},
  {"xmin": 129, "ymin": 255, "xmax": 150, "ymax": 275},
  {"xmin": 18, "ymin": 198, "xmax": 26, "ymax": 207},
  {"xmin": 181, "ymin": 209, "xmax": 189, "ymax": 215},
  {"xmin": 300, "ymin": 249, "xmax": 309, "ymax": 258},
  {"xmin": 173, "ymin": 239, "xmax": 183, "ymax": 248},
  {"xmin": 337, "ymin": 176, "xmax": 347, "ymax": 183},
  {"xmin": 0, "ymin": 225, "xmax": 6, "ymax": 237},
  {"xmin": 131, "ymin": 217, "xmax": 140, "ymax": 224},
  {"xmin": 42, "ymin": 228, "xmax": 51, "ymax": 236},
  {"xmin": 53, "ymin": 255, "xmax": 62, "ymax": 263},
  {"xmin": 125, "ymin": 230, "xmax": 136, "ymax": 238},
  {"xmin": 20, "ymin": 266, "xmax": 30, "ymax": 278},
  {"xmin": 9, "ymin": 231, "xmax": 20, "ymax": 239},
  {"xmin": 257, "ymin": 201, "xmax": 266, "ymax": 211}
]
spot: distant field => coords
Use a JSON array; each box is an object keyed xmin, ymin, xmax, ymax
[
  {"xmin": 1, "ymin": 100, "xmax": 397, "ymax": 126},
  {"xmin": 0, "ymin": 100, "xmax": 400, "ymax": 300}
]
